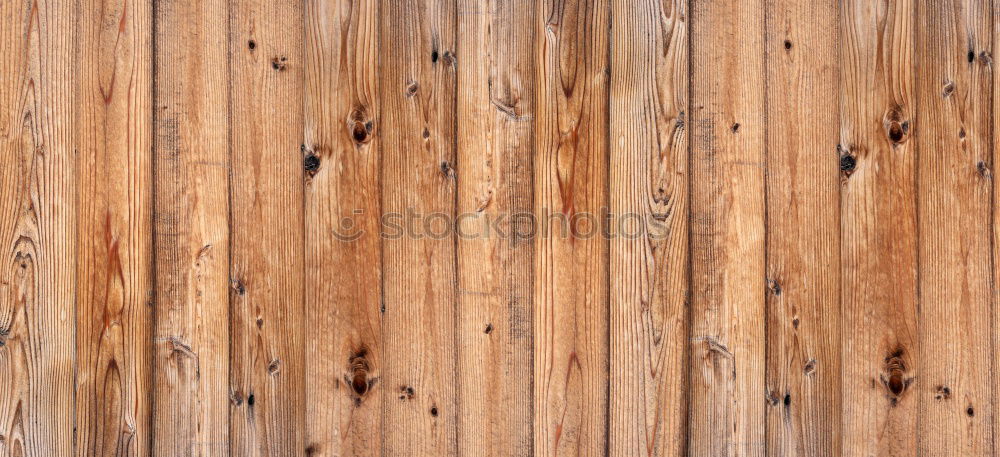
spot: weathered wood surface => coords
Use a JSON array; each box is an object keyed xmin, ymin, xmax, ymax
[{"xmin": 0, "ymin": 2, "xmax": 996, "ymax": 455}]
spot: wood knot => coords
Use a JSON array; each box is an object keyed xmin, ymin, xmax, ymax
[
  {"xmin": 767, "ymin": 279, "xmax": 781, "ymax": 296},
  {"xmin": 934, "ymin": 385, "xmax": 951, "ymax": 400},
  {"xmin": 942, "ymin": 80, "xmax": 955, "ymax": 97},
  {"xmin": 881, "ymin": 348, "xmax": 912, "ymax": 405},
  {"xmin": 405, "ymin": 81, "xmax": 419, "ymax": 97},
  {"xmin": 977, "ymin": 161, "xmax": 991, "ymax": 179},
  {"xmin": 398, "ymin": 385, "xmax": 415, "ymax": 401},
  {"xmin": 731, "ymin": 123, "xmax": 740, "ymax": 133},
  {"xmin": 883, "ymin": 109, "xmax": 910, "ymax": 145},
  {"xmin": 803, "ymin": 359, "xmax": 817, "ymax": 376},
  {"xmin": 231, "ymin": 279, "xmax": 245, "ymax": 296},
  {"xmin": 430, "ymin": 405, "xmax": 439, "ymax": 417},
  {"xmin": 271, "ymin": 56, "xmax": 288, "ymax": 71},
  {"xmin": 440, "ymin": 161, "xmax": 455, "ymax": 178},
  {"xmin": 484, "ymin": 323, "xmax": 493, "ymax": 334},
  {"xmin": 267, "ymin": 359, "xmax": 281, "ymax": 376},
  {"xmin": 348, "ymin": 349, "xmax": 373, "ymax": 397},
  {"xmin": 248, "ymin": 40, "xmax": 256, "ymax": 50},
  {"xmin": 783, "ymin": 40, "xmax": 792, "ymax": 50},
  {"xmin": 303, "ymin": 153, "xmax": 320, "ymax": 176}
]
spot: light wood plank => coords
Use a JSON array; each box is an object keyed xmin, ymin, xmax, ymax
[
  {"xmin": 152, "ymin": 0, "xmax": 231, "ymax": 455},
  {"xmin": 0, "ymin": 0, "xmax": 77, "ymax": 455},
  {"xmin": 763, "ymin": 1, "xmax": 841, "ymax": 456},
  {"xmin": 379, "ymin": 0, "xmax": 458, "ymax": 455},
  {"xmin": 608, "ymin": 0, "xmax": 689, "ymax": 456},
  {"xmin": 687, "ymin": 0, "xmax": 767, "ymax": 456},
  {"xmin": 533, "ymin": 0, "xmax": 610, "ymax": 456},
  {"xmin": 228, "ymin": 0, "xmax": 306, "ymax": 455},
  {"xmin": 303, "ymin": 0, "xmax": 382, "ymax": 456},
  {"xmin": 75, "ymin": 0, "xmax": 154, "ymax": 454},
  {"xmin": 455, "ymin": 0, "xmax": 535, "ymax": 456},
  {"xmin": 915, "ymin": 0, "xmax": 993, "ymax": 455},
  {"xmin": 838, "ymin": 1, "xmax": 918, "ymax": 455}
]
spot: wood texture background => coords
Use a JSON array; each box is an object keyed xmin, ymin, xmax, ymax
[{"xmin": 1, "ymin": 0, "xmax": 998, "ymax": 456}]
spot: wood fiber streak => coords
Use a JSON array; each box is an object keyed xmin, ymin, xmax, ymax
[
  {"xmin": 455, "ymin": 0, "xmax": 535, "ymax": 456},
  {"xmin": 763, "ymin": 1, "xmax": 841, "ymax": 456},
  {"xmin": 378, "ymin": 0, "xmax": 458, "ymax": 456},
  {"xmin": 839, "ymin": 1, "xmax": 919, "ymax": 455},
  {"xmin": 688, "ymin": 0, "xmax": 767, "ymax": 456},
  {"xmin": 533, "ymin": 0, "xmax": 610, "ymax": 456},
  {"xmin": 303, "ymin": 0, "xmax": 382, "ymax": 456},
  {"xmin": 152, "ymin": 0, "xmax": 231, "ymax": 455},
  {"xmin": 915, "ymin": 0, "xmax": 993, "ymax": 455},
  {"xmin": 0, "ymin": 0, "xmax": 77, "ymax": 455},
  {"xmin": 608, "ymin": 0, "xmax": 689, "ymax": 456},
  {"xmin": 75, "ymin": 0, "xmax": 154, "ymax": 455},
  {"xmin": 227, "ymin": 0, "xmax": 306, "ymax": 455}
]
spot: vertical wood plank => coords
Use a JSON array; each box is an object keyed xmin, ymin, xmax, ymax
[
  {"xmin": 152, "ymin": 0, "xmax": 231, "ymax": 455},
  {"xmin": 763, "ymin": 1, "xmax": 841, "ymax": 456},
  {"xmin": 608, "ymin": 0, "xmax": 689, "ymax": 456},
  {"xmin": 75, "ymin": 0, "xmax": 154, "ymax": 454},
  {"xmin": 379, "ymin": 0, "xmax": 458, "ymax": 455},
  {"xmin": 0, "ymin": 0, "xmax": 77, "ymax": 455},
  {"xmin": 228, "ymin": 0, "xmax": 306, "ymax": 455},
  {"xmin": 533, "ymin": 0, "xmax": 610, "ymax": 456},
  {"xmin": 838, "ymin": 1, "xmax": 918, "ymax": 456},
  {"xmin": 455, "ymin": 0, "xmax": 535, "ymax": 456},
  {"xmin": 303, "ymin": 0, "xmax": 382, "ymax": 456},
  {"xmin": 687, "ymin": 0, "xmax": 767, "ymax": 455},
  {"xmin": 915, "ymin": 0, "xmax": 993, "ymax": 455},
  {"xmin": 994, "ymin": 2, "xmax": 1000, "ymax": 456}
]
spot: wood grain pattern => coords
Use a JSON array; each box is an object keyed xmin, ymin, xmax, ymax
[
  {"xmin": 227, "ymin": 0, "xmax": 306, "ymax": 455},
  {"xmin": 75, "ymin": 0, "xmax": 154, "ymax": 454},
  {"xmin": 839, "ymin": 1, "xmax": 919, "ymax": 455},
  {"xmin": 303, "ymin": 0, "xmax": 382, "ymax": 456},
  {"xmin": 379, "ymin": 0, "xmax": 458, "ymax": 455},
  {"xmin": 455, "ymin": 1, "xmax": 535, "ymax": 456},
  {"xmin": 688, "ymin": 0, "xmax": 767, "ymax": 456},
  {"xmin": 4, "ymin": 3, "xmax": 1000, "ymax": 455},
  {"xmin": 915, "ymin": 0, "xmax": 993, "ymax": 455},
  {"xmin": 608, "ymin": 0, "xmax": 689, "ymax": 456},
  {"xmin": 0, "ymin": 0, "xmax": 78, "ymax": 455},
  {"xmin": 763, "ymin": 1, "xmax": 841, "ymax": 456},
  {"xmin": 152, "ymin": 0, "xmax": 232, "ymax": 455},
  {"xmin": 533, "ymin": 1, "xmax": 610, "ymax": 456}
]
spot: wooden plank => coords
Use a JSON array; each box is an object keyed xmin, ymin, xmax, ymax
[
  {"xmin": 763, "ymin": 1, "xmax": 841, "ymax": 456},
  {"xmin": 838, "ymin": 1, "xmax": 918, "ymax": 455},
  {"xmin": 0, "ymin": 0, "xmax": 77, "ymax": 455},
  {"xmin": 994, "ymin": 4, "xmax": 1000, "ymax": 457},
  {"xmin": 915, "ymin": 0, "xmax": 993, "ymax": 455},
  {"xmin": 455, "ymin": 0, "xmax": 534, "ymax": 456},
  {"xmin": 151, "ymin": 0, "xmax": 231, "ymax": 455},
  {"xmin": 379, "ymin": 0, "xmax": 458, "ymax": 455},
  {"xmin": 75, "ymin": 0, "xmax": 154, "ymax": 454},
  {"xmin": 532, "ymin": 0, "xmax": 610, "ymax": 456},
  {"xmin": 687, "ymin": 0, "xmax": 767, "ymax": 456},
  {"xmin": 607, "ymin": 0, "xmax": 688, "ymax": 456},
  {"xmin": 303, "ymin": 0, "xmax": 382, "ymax": 456},
  {"xmin": 228, "ymin": 0, "xmax": 306, "ymax": 455}
]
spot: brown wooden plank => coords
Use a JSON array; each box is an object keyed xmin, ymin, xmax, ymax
[
  {"xmin": 994, "ymin": 3, "xmax": 1000, "ymax": 456},
  {"xmin": 75, "ymin": 0, "xmax": 154, "ymax": 455},
  {"xmin": 455, "ymin": 0, "xmax": 534, "ymax": 456},
  {"xmin": 0, "ymin": 0, "xmax": 77, "ymax": 455},
  {"xmin": 607, "ymin": 0, "xmax": 689, "ymax": 456},
  {"xmin": 763, "ymin": 1, "xmax": 841, "ymax": 456},
  {"xmin": 532, "ymin": 0, "xmax": 610, "ymax": 456},
  {"xmin": 687, "ymin": 0, "xmax": 767, "ymax": 456},
  {"xmin": 915, "ymin": 0, "xmax": 993, "ymax": 455},
  {"xmin": 228, "ymin": 0, "xmax": 306, "ymax": 455},
  {"xmin": 379, "ymin": 0, "xmax": 458, "ymax": 455},
  {"xmin": 151, "ymin": 0, "xmax": 231, "ymax": 455},
  {"xmin": 838, "ymin": 1, "xmax": 918, "ymax": 455},
  {"xmin": 303, "ymin": 0, "xmax": 382, "ymax": 456}
]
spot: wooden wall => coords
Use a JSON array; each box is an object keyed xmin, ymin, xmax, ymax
[{"xmin": 0, "ymin": 0, "xmax": 998, "ymax": 456}]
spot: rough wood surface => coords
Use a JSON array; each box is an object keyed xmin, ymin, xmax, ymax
[
  {"xmin": 915, "ymin": 0, "xmax": 993, "ymax": 455},
  {"xmin": 0, "ymin": 1, "xmax": 78, "ymax": 455},
  {"xmin": 688, "ymin": 0, "xmax": 767, "ymax": 455},
  {"xmin": 455, "ymin": 1, "xmax": 535, "ymax": 456},
  {"xmin": 533, "ymin": 1, "xmax": 610, "ymax": 456},
  {"xmin": 839, "ymin": 1, "xmax": 919, "ymax": 455},
  {"xmin": 1, "ymin": 3, "xmax": 999, "ymax": 455},
  {"xmin": 75, "ymin": 0, "xmax": 154, "ymax": 455},
  {"xmin": 608, "ymin": 0, "xmax": 689, "ymax": 456},
  {"xmin": 227, "ymin": 0, "xmax": 306, "ymax": 455},
  {"xmin": 763, "ymin": 1, "xmax": 841, "ymax": 456},
  {"xmin": 379, "ymin": 0, "xmax": 459, "ymax": 455},
  {"xmin": 152, "ymin": 0, "xmax": 231, "ymax": 455},
  {"xmin": 303, "ymin": 0, "xmax": 382, "ymax": 456}
]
